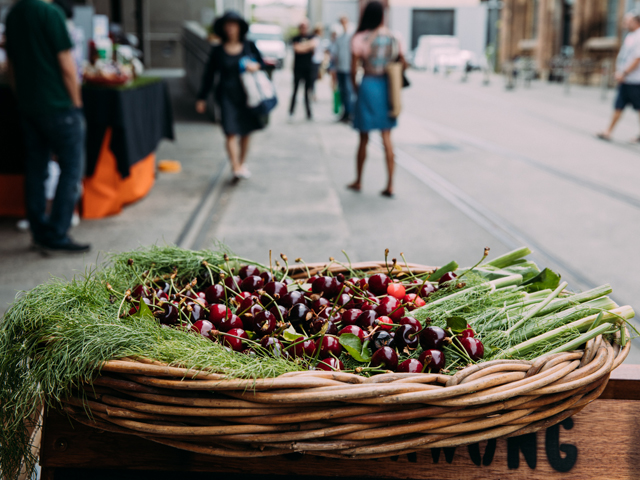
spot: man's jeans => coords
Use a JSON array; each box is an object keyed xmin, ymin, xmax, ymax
[
  {"xmin": 337, "ymin": 71, "xmax": 353, "ymax": 118},
  {"xmin": 21, "ymin": 108, "xmax": 85, "ymax": 246}
]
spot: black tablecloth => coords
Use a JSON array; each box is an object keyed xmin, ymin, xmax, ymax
[
  {"xmin": 83, "ymin": 78, "xmax": 175, "ymax": 178},
  {"xmin": 0, "ymin": 79, "xmax": 174, "ymax": 178},
  {"xmin": 0, "ymin": 84, "xmax": 26, "ymax": 174}
]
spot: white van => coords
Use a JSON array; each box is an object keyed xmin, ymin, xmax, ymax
[{"xmin": 247, "ymin": 24, "xmax": 286, "ymax": 69}]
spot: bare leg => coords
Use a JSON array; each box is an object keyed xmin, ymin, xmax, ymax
[
  {"xmin": 348, "ymin": 132, "xmax": 369, "ymax": 191},
  {"xmin": 380, "ymin": 130, "xmax": 395, "ymax": 195},
  {"xmin": 600, "ymin": 109, "xmax": 623, "ymax": 138},
  {"xmin": 225, "ymin": 134, "xmax": 241, "ymax": 175},
  {"xmin": 239, "ymin": 135, "xmax": 250, "ymax": 167}
]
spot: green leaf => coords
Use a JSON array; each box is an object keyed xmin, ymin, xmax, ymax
[
  {"xmin": 502, "ymin": 261, "xmax": 540, "ymax": 282},
  {"xmin": 282, "ymin": 325, "xmax": 300, "ymax": 342},
  {"xmin": 522, "ymin": 268, "xmax": 561, "ymax": 293},
  {"xmin": 429, "ymin": 261, "xmax": 458, "ymax": 282},
  {"xmin": 446, "ymin": 316, "xmax": 467, "ymax": 333},
  {"xmin": 339, "ymin": 334, "xmax": 372, "ymax": 362},
  {"xmin": 131, "ymin": 299, "xmax": 154, "ymax": 320}
]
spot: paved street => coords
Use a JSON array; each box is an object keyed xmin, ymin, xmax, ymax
[{"xmin": 1, "ymin": 68, "xmax": 639, "ymax": 360}]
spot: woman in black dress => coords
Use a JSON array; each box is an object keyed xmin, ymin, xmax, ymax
[{"xmin": 196, "ymin": 12, "xmax": 265, "ymax": 179}]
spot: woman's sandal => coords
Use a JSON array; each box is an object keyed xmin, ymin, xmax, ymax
[
  {"xmin": 596, "ymin": 132, "xmax": 611, "ymax": 141},
  {"xmin": 381, "ymin": 190, "xmax": 395, "ymax": 198},
  {"xmin": 347, "ymin": 183, "xmax": 361, "ymax": 192}
]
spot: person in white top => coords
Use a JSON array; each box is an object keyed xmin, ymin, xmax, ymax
[{"xmin": 598, "ymin": 12, "xmax": 640, "ymax": 141}]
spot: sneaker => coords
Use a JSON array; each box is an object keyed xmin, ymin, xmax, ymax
[
  {"xmin": 16, "ymin": 219, "xmax": 30, "ymax": 231},
  {"xmin": 36, "ymin": 238, "xmax": 91, "ymax": 254}
]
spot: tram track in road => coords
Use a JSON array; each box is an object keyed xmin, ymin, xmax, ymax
[
  {"xmin": 403, "ymin": 114, "xmax": 640, "ymax": 212},
  {"xmin": 175, "ymin": 162, "xmax": 230, "ymax": 250},
  {"xmin": 372, "ymin": 137, "xmax": 640, "ymax": 350}
]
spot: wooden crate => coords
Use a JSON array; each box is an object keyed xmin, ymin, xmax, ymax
[{"xmin": 40, "ymin": 365, "xmax": 640, "ymax": 480}]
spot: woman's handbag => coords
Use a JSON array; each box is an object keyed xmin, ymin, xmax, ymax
[
  {"xmin": 241, "ymin": 68, "xmax": 278, "ymax": 116},
  {"xmin": 386, "ymin": 61, "xmax": 404, "ymax": 118},
  {"xmin": 239, "ymin": 44, "xmax": 278, "ymax": 117}
]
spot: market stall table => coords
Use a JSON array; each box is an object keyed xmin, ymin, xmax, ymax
[
  {"xmin": 39, "ymin": 365, "xmax": 640, "ymax": 480},
  {"xmin": 0, "ymin": 78, "xmax": 174, "ymax": 219}
]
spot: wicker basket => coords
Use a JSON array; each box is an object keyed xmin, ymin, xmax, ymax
[{"xmin": 61, "ymin": 261, "xmax": 630, "ymax": 459}]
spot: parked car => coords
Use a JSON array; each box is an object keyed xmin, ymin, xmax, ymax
[
  {"xmin": 412, "ymin": 35, "xmax": 460, "ymax": 72},
  {"xmin": 247, "ymin": 24, "xmax": 286, "ymax": 69}
]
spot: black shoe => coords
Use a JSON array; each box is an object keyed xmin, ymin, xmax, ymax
[
  {"xmin": 338, "ymin": 115, "xmax": 351, "ymax": 124},
  {"xmin": 36, "ymin": 238, "xmax": 91, "ymax": 254}
]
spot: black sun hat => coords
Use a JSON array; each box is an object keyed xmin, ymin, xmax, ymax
[{"xmin": 213, "ymin": 11, "xmax": 249, "ymax": 39}]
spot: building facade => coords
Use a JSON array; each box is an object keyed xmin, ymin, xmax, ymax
[{"xmin": 499, "ymin": 0, "xmax": 631, "ymax": 79}]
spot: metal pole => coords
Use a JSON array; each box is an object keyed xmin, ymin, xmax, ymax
[{"xmin": 135, "ymin": 0, "xmax": 144, "ymax": 63}]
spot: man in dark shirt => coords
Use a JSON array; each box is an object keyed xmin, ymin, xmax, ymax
[
  {"xmin": 6, "ymin": 0, "xmax": 90, "ymax": 253},
  {"xmin": 289, "ymin": 21, "xmax": 317, "ymax": 120}
]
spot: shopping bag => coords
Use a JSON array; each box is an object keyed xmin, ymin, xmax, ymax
[
  {"xmin": 386, "ymin": 61, "xmax": 403, "ymax": 118},
  {"xmin": 241, "ymin": 69, "xmax": 278, "ymax": 116}
]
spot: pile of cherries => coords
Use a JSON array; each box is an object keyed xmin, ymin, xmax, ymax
[{"xmin": 123, "ymin": 264, "xmax": 485, "ymax": 375}]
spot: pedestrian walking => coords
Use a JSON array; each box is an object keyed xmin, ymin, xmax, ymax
[
  {"xmin": 598, "ymin": 12, "xmax": 640, "ymax": 142},
  {"xmin": 347, "ymin": 1, "xmax": 404, "ymax": 197},
  {"xmin": 196, "ymin": 11, "xmax": 266, "ymax": 181},
  {"xmin": 310, "ymin": 24, "xmax": 326, "ymax": 100},
  {"xmin": 289, "ymin": 20, "xmax": 317, "ymax": 120},
  {"xmin": 5, "ymin": 0, "xmax": 89, "ymax": 253},
  {"xmin": 333, "ymin": 16, "xmax": 354, "ymax": 123}
]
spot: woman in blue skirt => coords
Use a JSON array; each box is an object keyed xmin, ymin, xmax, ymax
[{"xmin": 347, "ymin": 1, "xmax": 404, "ymax": 197}]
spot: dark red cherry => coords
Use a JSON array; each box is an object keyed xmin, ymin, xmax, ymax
[
  {"xmin": 239, "ymin": 265, "xmax": 261, "ymax": 279},
  {"xmin": 368, "ymin": 273, "xmax": 390, "ymax": 296},
  {"xmin": 292, "ymin": 337, "xmax": 317, "ymax": 357},
  {"xmin": 224, "ymin": 275, "xmax": 242, "ymax": 291},
  {"xmin": 311, "ymin": 319, "xmax": 338, "ymax": 335},
  {"xmin": 260, "ymin": 271, "xmax": 274, "ymax": 283},
  {"xmin": 254, "ymin": 311, "xmax": 277, "ymax": 337},
  {"xmin": 438, "ymin": 272, "xmax": 458, "ymax": 285},
  {"xmin": 419, "ymin": 349, "xmax": 445, "ymax": 372},
  {"xmin": 241, "ymin": 275, "xmax": 264, "ymax": 293},
  {"xmin": 279, "ymin": 291, "xmax": 306, "ymax": 309},
  {"xmin": 399, "ymin": 316, "xmax": 421, "ymax": 331},
  {"xmin": 288, "ymin": 303, "xmax": 312, "ymax": 324},
  {"xmin": 419, "ymin": 283, "xmax": 436, "ymax": 298},
  {"xmin": 398, "ymin": 359, "xmax": 424, "ymax": 373},
  {"xmin": 338, "ymin": 325, "xmax": 366, "ymax": 342},
  {"xmin": 191, "ymin": 320, "xmax": 214, "ymax": 339},
  {"xmin": 218, "ymin": 314, "xmax": 243, "ymax": 332},
  {"xmin": 260, "ymin": 336, "xmax": 285, "ymax": 357},
  {"xmin": 375, "ymin": 296, "xmax": 404, "ymax": 321},
  {"xmin": 240, "ymin": 304, "xmax": 263, "ymax": 331},
  {"xmin": 460, "ymin": 337, "xmax": 484, "ymax": 361},
  {"xmin": 356, "ymin": 310, "xmax": 378, "ymax": 329},
  {"xmin": 157, "ymin": 302, "xmax": 178, "ymax": 325},
  {"xmin": 341, "ymin": 308, "xmax": 362, "ymax": 326},
  {"xmin": 262, "ymin": 281, "xmax": 288, "ymax": 303},
  {"xmin": 237, "ymin": 295, "xmax": 258, "ymax": 315},
  {"xmin": 336, "ymin": 273, "xmax": 345, "ymax": 283},
  {"xmin": 185, "ymin": 302, "xmax": 205, "ymax": 322},
  {"xmin": 460, "ymin": 328, "xmax": 475, "ymax": 338},
  {"xmin": 372, "ymin": 330, "xmax": 395, "ymax": 350},
  {"xmin": 312, "ymin": 276, "xmax": 338, "ymax": 297},
  {"xmin": 420, "ymin": 326, "xmax": 448, "ymax": 350},
  {"xmin": 269, "ymin": 304, "xmax": 288, "ymax": 322},
  {"xmin": 311, "ymin": 297, "xmax": 331, "ymax": 313},
  {"xmin": 371, "ymin": 346, "xmax": 398, "ymax": 371},
  {"xmin": 394, "ymin": 325, "xmax": 420, "ymax": 350},
  {"xmin": 204, "ymin": 284, "xmax": 225, "ymax": 304},
  {"xmin": 334, "ymin": 293, "xmax": 351, "ymax": 307},
  {"xmin": 131, "ymin": 284, "xmax": 149, "ymax": 299},
  {"xmin": 320, "ymin": 336, "xmax": 342, "ymax": 357},
  {"xmin": 208, "ymin": 304, "xmax": 231, "ymax": 327},
  {"xmin": 317, "ymin": 357, "xmax": 344, "ymax": 371},
  {"xmin": 224, "ymin": 328, "xmax": 248, "ymax": 351}
]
